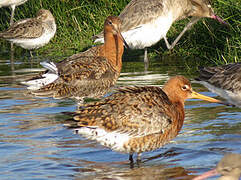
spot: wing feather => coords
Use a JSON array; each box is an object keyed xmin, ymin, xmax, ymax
[{"xmin": 67, "ymin": 86, "xmax": 176, "ymax": 138}]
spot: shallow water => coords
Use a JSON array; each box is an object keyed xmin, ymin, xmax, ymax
[{"xmin": 0, "ymin": 56, "xmax": 240, "ymax": 180}]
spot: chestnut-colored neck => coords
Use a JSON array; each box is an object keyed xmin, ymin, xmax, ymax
[
  {"xmin": 162, "ymin": 86, "xmax": 185, "ymax": 133},
  {"xmin": 100, "ymin": 31, "xmax": 124, "ymax": 73},
  {"xmin": 163, "ymin": 85, "xmax": 185, "ymax": 107}
]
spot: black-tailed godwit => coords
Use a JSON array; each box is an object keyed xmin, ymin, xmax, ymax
[
  {"xmin": 64, "ymin": 76, "xmax": 226, "ymax": 162},
  {"xmin": 94, "ymin": 0, "xmax": 226, "ymax": 63},
  {"xmin": 22, "ymin": 16, "xmax": 128, "ymax": 104}
]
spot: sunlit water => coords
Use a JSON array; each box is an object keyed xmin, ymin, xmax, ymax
[{"xmin": 0, "ymin": 56, "xmax": 240, "ymax": 180}]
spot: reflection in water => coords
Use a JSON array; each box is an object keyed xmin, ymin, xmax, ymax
[
  {"xmin": 72, "ymin": 163, "xmax": 194, "ymax": 180},
  {"xmin": 0, "ymin": 58, "xmax": 240, "ymax": 179},
  {"xmin": 10, "ymin": 44, "xmax": 15, "ymax": 76}
]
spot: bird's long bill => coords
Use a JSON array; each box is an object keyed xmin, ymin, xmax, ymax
[
  {"xmin": 211, "ymin": 15, "xmax": 228, "ymax": 25},
  {"xmin": 192, "ymin": 168, "xmax": 218, "ymax": 180},
  {"xmin": 191, "ymin": 91, "xmax": 222, "ymax": 104},
  {"xmin": 117, "ymin": 31, "xmax": 129, "ymax": 49}
]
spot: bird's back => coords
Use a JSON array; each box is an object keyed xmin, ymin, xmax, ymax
[
  {"xmin": 28, "ymin": 46, "xmax": 119, "ymax": 100},
  {"xmin": 65, "ymin": 86, "xmax": 183, "ymax": 153},
  {"xmin": 0, "ymin": 18, "xmax": 43, "ymax": 39},
  {"xmin": 197, "ymin": 63, "xmax": 241, "ymax": 93}
]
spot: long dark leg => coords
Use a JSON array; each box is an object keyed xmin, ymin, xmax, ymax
[
  {"xmin": 129, "ymin": 154, "xmax": 134, "ymax": 163},
  {"xmin": 168, "ymin": 17, "xmax": 200, "ymax": 50},
  {"xmin": 129, "ymin": 154, "xmax": 134, "ymax": 168}
]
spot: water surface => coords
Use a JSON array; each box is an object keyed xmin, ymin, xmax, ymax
[{"xmin": 0, "ymin": 56, "xmax": 240, "ymax": 180}]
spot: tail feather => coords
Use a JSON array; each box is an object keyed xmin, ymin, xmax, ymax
[
  {"xmin": 40, "ymin": 61, "xmax": 58, "ymax": 73},
  {"xmin": 21, "ymin": 61, "xmax": 59, "ymax": 90},
  {"xmin": 21, "ymin": 73, "xmax": 59, "ymax": 90}
]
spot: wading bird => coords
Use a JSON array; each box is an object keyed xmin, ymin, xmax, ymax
[
  {"xmin": 64, "ymin": 76, "xmax": 226, "ymax": 163},
  {"xmin": 22, "ymin": 16, "xmax": 128, "ymax": 104}
]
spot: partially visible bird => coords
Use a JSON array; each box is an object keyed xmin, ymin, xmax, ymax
[
  {"xmin": 63, "ymin": 76, "xmax": 226, "ymax": 162},
  {"xmin": 93, "ymin": 0, "xmax": 227, "ymax": 63},
  {"xmin": 0, "ymin": 9, "xmax": 56, "ymax": 56},
  {"xmin": 195, "ymin": 63, "xmax": 241, "ymax": 107},
  {"xmin": 193, "ymin": 153, "xmax": 241, "ymax": 180},
  {"xmin": 22, "ymin": 16, "xmax": 128, "ymax": 104},
  {"xmin": 0, "ymin": 0, "xmax": 28, "ymax": 25}
]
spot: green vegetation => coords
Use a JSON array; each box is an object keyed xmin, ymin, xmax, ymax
[{"xmin": 0, "ymin": 0, "xmax": 240, "ymax": 65}]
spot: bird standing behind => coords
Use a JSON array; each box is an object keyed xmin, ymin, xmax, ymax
[
  {"xmin": 94, "ymin": 0, "xmax": 226, "ymax": 63},
  {"xmin": 22, "ymin": 16, "xmax": 128, "ymax": 104},
  {"xmin": 0, "ymin": 9, "xmax": 56, "ymax": 56}
]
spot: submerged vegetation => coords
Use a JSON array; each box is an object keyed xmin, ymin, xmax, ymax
[{"xmin": 0, "ymin": 0, "xmax": 240, "ymax": 65}]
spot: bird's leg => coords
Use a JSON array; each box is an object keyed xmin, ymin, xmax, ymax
[
  {"xmin": 10, "ymin": 43, "xmax": 14, "ymax": 59},
  {"xmin": 30, "ymin": 50, "xmax": 34, "ymax": 59},
  {"xmin": 10, "ymin": 5, "xmax": 16, "ymax": 56},
  {"xmin": 10, "ymin": 5, "xmax": 16, "ymax": 26},
  {"xmin": 164, "ymin": 36, "xmax": 171, "ymax": 49},
  {"xmin": 144, "ymin": 61, "xmax": 149, "ymax": 72},
  {"xmin": 168, "ymin": 16, "xmax": 200, "ymax": 50},
  {"xmin": 10, "ymin": 47, "xmax": 15, "ymax": 76},
  {"xmin": 144, "ymin": 48, "xmax": 148, "ymax": 63},
  {"xmin": 129, "ymin": 154, "xmax": 134, "ymax": 163},
  {"xmin": 129, "ymin": 154, "xmax": 134, "ymax": 168}
]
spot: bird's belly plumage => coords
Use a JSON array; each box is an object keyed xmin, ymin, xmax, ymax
[
  {"xmin": 74, "ymin": 127, "xmax": 131, "ymax": 153},
  {"xmin": 8, "ymin": 28, "xmax": 55, "ymax": 50},
  {"xmin": 95, "ymin": 13, "xmax": 174, "ymax": 49},
  {"xmin": 122, "ymin": 14, "xmax": 173, "ymax": 49}
]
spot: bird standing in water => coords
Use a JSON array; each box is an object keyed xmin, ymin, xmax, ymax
[
  {"xmin": 22, "ymin": 16, "xmax": 128, "ymax": 104},
  {"xmin": 93, "ymin": 0, "xmax": 227, "ymax": 63},
  {"xmin": 64, "ymin": 76, "xmax": 226, "ymax": 163}
]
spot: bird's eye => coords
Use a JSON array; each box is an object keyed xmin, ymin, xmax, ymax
[
  {"xmin": 108, "ymin": 21, "xmax": 112, "ymax": 25},
  {"xmin": 182, "ymin": 85, "xmax": 189, "ymax": 90}
]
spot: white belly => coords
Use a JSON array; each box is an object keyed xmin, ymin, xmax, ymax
[
  {"xmin": 74, "ymin": 127, "xmax": 131, "ymax": 153},
  {"xmin": 95, "ymin": 13, "xmax": 174, "ymax": 49},
  {"xmin": 123, "ymin": 14, "xmax": 173, "ymax": 49},
  {"xmin": 9, "ymin": 28, "xmax": 55, "ymax": 50}
]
